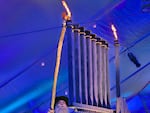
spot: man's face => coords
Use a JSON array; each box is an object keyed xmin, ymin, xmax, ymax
[
  {"xmin": 55, "ymin": 100, "xmax": 68, "ymax": 113},
  {"xmin": 56, "ymin": 100, "xmax": 67, "ymax": 108}
]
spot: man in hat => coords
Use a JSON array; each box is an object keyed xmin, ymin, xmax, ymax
[{"xmin": 48, "ymin": 96, "xmax": 69, "ymax": 113}]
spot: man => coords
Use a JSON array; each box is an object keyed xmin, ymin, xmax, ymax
[{"xmin": 48, "ymin": 96, "xmax": 69, "ymax": 113}]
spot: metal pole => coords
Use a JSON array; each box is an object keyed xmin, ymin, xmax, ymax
[
  {"xmin": 50, "ymin": 0, "xmax": 71, "ymax": 109},
  {"xmin": 50, "ymin": 20, "xmax": 67, "ymax": 109},
  {"xmin": 114, "ymin": 40, "xmax": 120, "ymax": 98}
]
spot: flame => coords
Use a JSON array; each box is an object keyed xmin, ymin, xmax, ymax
[
  {"xmin": 62, "ymin": 0, "xmax": 71, "ymax": 20},
  {"xmin": 111, "ymin": 24, "xmax": 118, "ymax": 40}
]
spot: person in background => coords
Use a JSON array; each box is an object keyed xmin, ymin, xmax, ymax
[{"xmin": 48, "ymin": 96, "xmax": 69, "ymax": 113}]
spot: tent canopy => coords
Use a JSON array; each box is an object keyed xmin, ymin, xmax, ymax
[{"xmin": 0, "ymin": 0, "xmax": 150, "ymax": 112}]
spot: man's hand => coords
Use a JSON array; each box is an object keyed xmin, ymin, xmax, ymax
[{"xmin": 48, "ymin": 109, "xmax": 54, "ymax": 113}]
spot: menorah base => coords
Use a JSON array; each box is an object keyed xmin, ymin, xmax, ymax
[{"xmin": 69, "ymin": 103, "xmax": 114, "ymax": 113}]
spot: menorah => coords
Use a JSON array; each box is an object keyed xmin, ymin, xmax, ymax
[{"xmin": 66, "ymin": 22, "xmax": 114, "ymax": 113}]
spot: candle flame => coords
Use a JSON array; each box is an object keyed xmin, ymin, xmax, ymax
[
  {"xmin": 62, "ymin": 0, "xmax": 71, "ymax": 20},
  {"xmin": 111, "ymin": 24, "xmax": 118, "ymax": 40}
]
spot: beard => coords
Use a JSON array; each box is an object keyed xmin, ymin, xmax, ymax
[{"xmin": 55, "ymin": 107, "xmax": 68, "ymax": 113}]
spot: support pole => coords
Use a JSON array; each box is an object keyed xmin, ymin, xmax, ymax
[
  {"xmin": 50, "ymin": 21, "xmax": 67, "ymax": 110},
  {"xmin": 114, "ymin": 40, "xmax": 120, "ymax": 98},
  {"xmin": 50, "ymin": 0, "xmax": 71, "ymax": 109},
  {"xmin": 111, "ymin": 24, "xmax": 130, "ymax": 113}
]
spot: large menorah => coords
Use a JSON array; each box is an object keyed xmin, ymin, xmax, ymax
[{"xmin": 66, "ymin": 22, "xmax": 113, "ymax": 113}]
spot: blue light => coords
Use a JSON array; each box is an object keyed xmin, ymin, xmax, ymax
[
  {"xmin": 0, "ymin": 72, "xmax": 68, "ymax": 113},
  {"xmin": 0, "ymin": 80, "xmax": 52, "ymax": 113},
  {"xmin": 127, "ymin": 95, "xmax": 143, "ymax": 111}
]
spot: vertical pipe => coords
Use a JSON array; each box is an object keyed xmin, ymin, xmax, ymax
[
  {"xmin": 73, "ymin": 25, "xmax": 80, "ymax": 103},
  {"xmin": 103, "ymin": 41, "xmax": 108, "ymax": 107},
  {"xmin": 83, "ymin": 33, "xmax": 88, "ymax": 105},
  {"xmin": 91, "ymin": 34, "xmax": 98, "ymax": 106},
  {"xmin": 72, "ymin": 27, "xmax": 76, "ymax": 103},
  {"xmin": 101, "ymin": 41, "xmax": 106, "ymax": 106},
  {"xmin": 85, "ymin": 30, "xmax": 93, "ymax": 105},
  {"xmin": 73, "ymin": 26, "xmax": 82, "ymax": 103},
  {"xmin": 66, "ymin": 22, "xmax": 75, "ymax": 104},
  {"xmin": 105, "ymin": 43, "xmax": 111, "ymax": 107},
  {"xmin": 101, "ymin": 41, "xmax": 105, "ymax": 106},
  {"xmin": 98, "ymin": 39, "xmax": 104, "ymax": 106},
  {"xmin": 79, "ymin": 27, "xmax": 88, "ymax": 104},
  {"xmin": 78, "ymin": 29, "xmax": 82, "ymax": 104},
  {"xmin": 114, "ymin": 40, "xmax": 120, "ymax": 98},
  {"xmin": 96, "ymin": 38, "xmax": 102, "ymax": 107}
]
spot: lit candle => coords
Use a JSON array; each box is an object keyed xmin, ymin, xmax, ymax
[
  {"xmin": 111, "ymin": 24, "xmax": 118, "ymax": 40},
  {"xmin": 62, "ymin": 0, "xmax": 71, "ymax": 20}
]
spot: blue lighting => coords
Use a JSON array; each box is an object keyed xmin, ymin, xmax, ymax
[
  {"xmin": 0, "ymin": 80, "xmax": 51, "ymax": 113},
  {"xmin": 0, "ymin": 71, "xmax": 68, "ymax": 113}
]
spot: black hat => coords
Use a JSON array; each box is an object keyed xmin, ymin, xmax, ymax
[{"xmin": 54, "ymin": 96, "xmax": 69, "ymax": 107}]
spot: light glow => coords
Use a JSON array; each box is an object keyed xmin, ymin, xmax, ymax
[
  {"xmin": 62, "ymin": 0, "xmax": 71, "ymax": 20},
  {"xmin": 93, "ymin": 24, "xmax": 97, "ymax": 28},
  {"xmin": 41, "ymin": 62, "xmax": 45, "ymax": 67},
  {"xmin": 65, "ymin": 91, "xmax": 68, "ymax": 95},
  {"xmin": 0, "ymin": 81, "xmax": 51, "ymax": 113},
  {"xmin": 111, "ymin": 24, "xmax": 118, "ymax": 40}
]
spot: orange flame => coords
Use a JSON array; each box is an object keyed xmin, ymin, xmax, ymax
[
  {"xmin": 111, "ymin": 24, "xmax": 118, "ymax": 40},
  {"xmin": 62, "ymin": 0, "xmax": 71, "ymax": 20}
]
